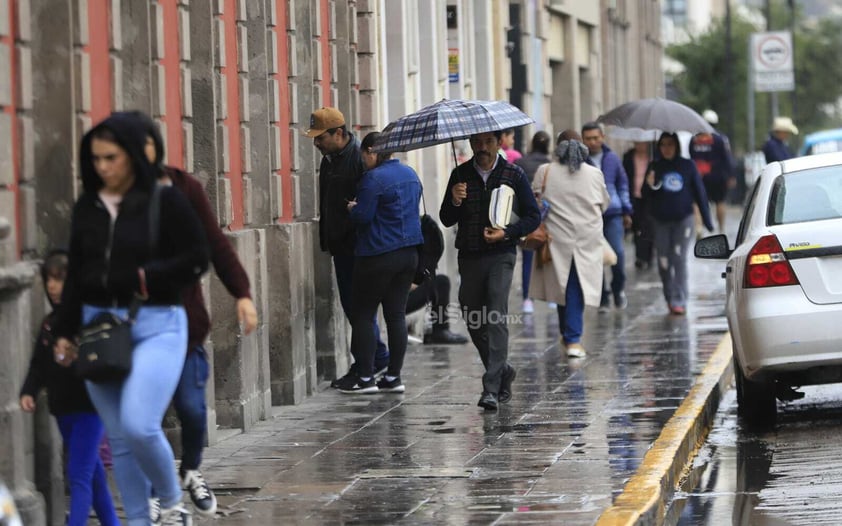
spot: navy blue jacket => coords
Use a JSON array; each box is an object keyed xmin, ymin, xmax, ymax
[
  {"xmin": 762, "ymin": 134, "xmax": 794, "ymax": 163},
  {"xmin": 349, "ymin": 159, "xmax": 423, "ymax": 256},
  {"xmin": 691, "ymin": 132, "xmax": 734, "ymax": 181},
  {"xmin": 643, "ymin": 156, "xmax": 714, "ymax": 231}
]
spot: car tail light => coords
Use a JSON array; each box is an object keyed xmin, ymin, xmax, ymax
[{"xmin": 744, "ymin": 234, "xmax": 799, "ymax": 288}]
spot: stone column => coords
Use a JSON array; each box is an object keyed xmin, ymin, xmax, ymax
[
  {"xmin": 209, "ymin": 230, "xmax": 271, "ymax": 430},
  {"xmin": 265, "ymin": 223, "xmax": 317, "ymax": 404},
  {"xmin": 0, "ymin": 263, "xmax": 46, "ymax": 526}
]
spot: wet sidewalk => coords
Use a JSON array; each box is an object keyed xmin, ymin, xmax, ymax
[{"xmin": 196, "ymin": 247, "xmax": 729, "ymax": 525}]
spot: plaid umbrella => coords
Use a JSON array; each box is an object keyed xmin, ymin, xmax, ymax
[
  {"xmin": 597, "ymin": 98, "xmax": 713, "ymax": 136},
  {"xmin": 373, "ymin": 99, "xmax": 533, "ymax": 153}
]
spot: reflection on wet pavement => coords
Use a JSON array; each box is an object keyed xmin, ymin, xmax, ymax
[
  {"xmin": 197, "ymin": 257, "xmax": 728, "ymax": 525},
  {"xmin": 674, "ymin": 385, "xmax": 842, "ymax": 526}
]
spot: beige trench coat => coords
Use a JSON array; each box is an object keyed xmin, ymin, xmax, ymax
[{"xmin": 528, "ymin": 161, "xmax": 610, "ymax": 306}]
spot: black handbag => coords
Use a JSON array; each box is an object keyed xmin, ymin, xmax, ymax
[
  {"xmin": 75, "ymin": 302, "xmax": 140, "ymax": 382},
  {"xmin": 75, "ymin": 185, "xmax": 161, "ymax": 383}
]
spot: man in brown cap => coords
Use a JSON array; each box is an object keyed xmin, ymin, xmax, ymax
[{"xmin": 304, "ymin": 107, "xmax": 390, "ymax": 387}]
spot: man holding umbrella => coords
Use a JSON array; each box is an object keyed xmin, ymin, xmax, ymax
[{"xmin": 439, "ymin": 131, "xmax": 541, "ymax": 411}]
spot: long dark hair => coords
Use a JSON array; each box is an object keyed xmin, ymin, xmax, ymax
[{"xmin": 361, "ymin": 131, "xmax": 392, "ymax": 167}]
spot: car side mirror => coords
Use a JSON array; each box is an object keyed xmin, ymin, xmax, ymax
[{"xmin": 694, "ymin": 234, "xmax": 732, "ymax": 259}]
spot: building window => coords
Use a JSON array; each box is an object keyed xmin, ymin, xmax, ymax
[{"xmin": 663, "ymin": 0, "xmax": 687, "ymax": 26}]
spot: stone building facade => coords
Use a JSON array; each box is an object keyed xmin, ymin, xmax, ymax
[{"xmin": 0, "ymin": 1, "xmax": 663, "ymax": 523}]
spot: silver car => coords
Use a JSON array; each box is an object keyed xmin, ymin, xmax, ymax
[{"xmin": 696, "ymin": 151, "xmax": 842, "ymax": 425}]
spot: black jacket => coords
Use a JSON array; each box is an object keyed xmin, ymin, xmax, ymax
[
  {"xmin": 55, "ymin": 113, "xmax": 209, "ymax": 339},
  {"xmin": 318, "ymin": 134, "xmax": 365, "ymax": 255},
  {"xmin": 20, "ymin": 311, "xmax": 96, "ymax": 415}
]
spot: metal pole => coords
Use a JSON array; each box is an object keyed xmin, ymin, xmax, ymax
[
  {"xmin": 765, "ymin": 0, "xmax": 779, "ymax": 122},
  {"xmin": 748, "ymin": 37, "xmax": 756, "ymax": 151},
  {"xmin": 788, "ymin": 0, "xmax": 797, "ymax": 121},
  {"xmin": 725, "ymin": 0, "xmax": 735, "ymax": 144}
]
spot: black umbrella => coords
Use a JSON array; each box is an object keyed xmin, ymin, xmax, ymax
[{"xmin": 598, "ymin": 98, "xmax": 714, "ymax": 136}]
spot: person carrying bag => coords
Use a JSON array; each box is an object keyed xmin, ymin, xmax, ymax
[
  {"xmin": 53, "ymin": 113, "xmax": 210, "ymax": 526},
  {"xmin": 75, "ymin": 185, "xmax": 162, "ymax": 383}
]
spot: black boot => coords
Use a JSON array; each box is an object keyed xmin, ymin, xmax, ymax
[{"xmin": 424, "ymin": 327, "xmax": 468, "ymax": 344}]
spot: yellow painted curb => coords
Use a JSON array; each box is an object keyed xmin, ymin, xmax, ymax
[{"xmin": 595, "ymin": 334, "xmax": 734, "ymax": 526}]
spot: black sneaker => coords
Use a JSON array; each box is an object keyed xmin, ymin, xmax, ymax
[
  {"xmin": 376, "ymin": 376, "xmax": 405, "ymax": 393},
  {"xmin": 336, "ymin": 375, "xmax": 379, "ymax": 394},
  {"xmin": 182, "ymin": 469, "xmax": 217, "ymax": 518},
  {"xmin": 498, "ymin": 365, "xmax": 517, "ymax": 404},
  {"xmin": 330, "ymin": 365, "xmax": 358, "ymax": 389}
]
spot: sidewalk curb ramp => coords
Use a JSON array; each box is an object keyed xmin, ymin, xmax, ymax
[{"xmin": 595, "ymin": 334, "xmax": 734, "ymax": 526}]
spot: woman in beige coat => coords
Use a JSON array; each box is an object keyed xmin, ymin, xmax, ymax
[{"xmin": 529, "ymin": 139, "xmax": 610, "ymax": 357}]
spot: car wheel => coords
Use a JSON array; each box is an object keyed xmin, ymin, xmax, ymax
[{"xmin": 733, "ymin": 356, "xmax": 776, "ymax": 427}]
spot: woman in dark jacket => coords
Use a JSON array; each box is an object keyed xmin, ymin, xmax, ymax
[
  {"xmin": 53, "ymin": 113, "xmax": 209, "ymax": 526},
  {"xmin": 643, "ymin": 132, "xmax": 713, "ymax": 315},
  {"xmin": 336, "ymin": 131, "xmax": 423, "ymax": 394},
  {"xmin": 20, "ymin": 250, "xmax": 119, "ymax": 526}
]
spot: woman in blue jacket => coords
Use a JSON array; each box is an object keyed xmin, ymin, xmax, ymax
[
  {"xmin": 337, "ymin": 131, "xmax": 423, "ymax": 394},
  {"xmin": 643, "ymin": 132, "xmax": 713, "ymax": 315}
]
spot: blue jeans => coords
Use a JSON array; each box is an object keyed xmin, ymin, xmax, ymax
[
  {"xmin": 172, "ymin": 346, "xmax": 210, "ymax": 475},
  {"xmin": 557, "ymin": 259, "xmax": 585, "ymax": 344},
  {"xmin": 333, "ymin": 253, "xmax": 389, "ymax": 368},
  {"xmin": 602, "ymin": 214, "xmax": 626, "ymax": 303},
  {"xmin": 84, "ymin": 304, "xmax": 187, "ymax": 526},
  {"xmin": 56, "ymin": 412, "xmax": 119, "ymax": 526}
]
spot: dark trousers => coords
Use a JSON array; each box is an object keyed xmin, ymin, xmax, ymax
[
  {"xmin": 521, "ymin": 247, "xmax": 534, "ymax": 300},
  {"xmin": 333, "ymin": 253, "xmax": 390, "ymax": 367},
  {"xmin": 350, "ymin": 246, "xmax": 417, "ymax": 378},
  {"xmin": 172, "ymin": 345, "xmax": 210, "ymax": 474},
  {"xmin": 458, "ymin": 251, "xmax": 516, "ymax": 394},
  {"xmin": 632, "ymin": 197, "xmax": 654, "ymax": 266},
  {"xmin": 406, "ymin": 274, "xmax": 452, "ymax": 331}
]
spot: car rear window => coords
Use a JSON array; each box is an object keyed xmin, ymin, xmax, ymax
[{"xmin": 768, "ymin": 166, "xmax": 842, "ymax": 225}]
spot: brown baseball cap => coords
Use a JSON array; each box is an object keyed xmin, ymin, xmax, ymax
[{"xmin": 303, "ymin": 107, "xmax": 346, "ymax": 137}]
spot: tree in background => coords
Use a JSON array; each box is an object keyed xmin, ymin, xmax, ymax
[{"xmin": 666, "ymin": 2, "xmax": 842, "ymax": 154}]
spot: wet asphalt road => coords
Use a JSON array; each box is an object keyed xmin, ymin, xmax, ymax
[
  {"xmin": 192, "ymin": 251, "xmax": 729, "ymax": 525},
  {"xmin": 672, "ymin": 384, "xmax": 842, "ymax": 526}
]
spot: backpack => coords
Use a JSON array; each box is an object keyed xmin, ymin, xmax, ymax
[{"xmin": 413, "ymin": 214, "xmax": 444, "ymax": 286}]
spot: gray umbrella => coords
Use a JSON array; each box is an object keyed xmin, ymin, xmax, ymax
[{"xmin": 597, "ymin": 98, "xmax": 714, "ymax": 135}]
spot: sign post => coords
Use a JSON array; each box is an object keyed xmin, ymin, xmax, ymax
[{"xmin": 751, "ymin": 31, "xmax": 794, "ymax": 93}]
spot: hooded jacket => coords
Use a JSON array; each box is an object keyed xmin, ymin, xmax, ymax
[
  {"xmin": 643, "ymin": 147, "xmax": 714, "ymax": 231},
  {"xmin": 54, "ymin": 113, "xmax": 209, "ymax": 339},
  {"xmin": 20, "ymin": 250, "xmax": 96, "ymax": 415}
]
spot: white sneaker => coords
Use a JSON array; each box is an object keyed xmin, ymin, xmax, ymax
[
  {"xmin": 149, "ymin": 497, "xmax": 161, "ymax": 524},
  {"xmin": 522, "ymin": 298, "xmax": 534, "ymax": 313},
  {"xmin": 157, "ymin": 503, "xmax": 192, "ymax": 526},
  {"xmin": 564, "ymin": 342, "xmax": 587, "ymax": 358}
]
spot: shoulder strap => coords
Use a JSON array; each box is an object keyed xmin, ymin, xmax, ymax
[{"xmin": 129, "ymin": 184, "xmax": 162, "ymax": 321}]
